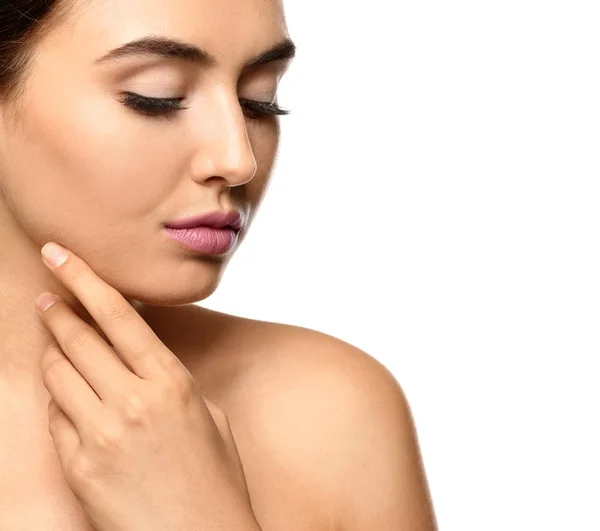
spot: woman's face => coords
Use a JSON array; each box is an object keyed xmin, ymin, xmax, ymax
[{"xmin": 0, "ymin": 0, "xmax": 293, "ymax": 306}]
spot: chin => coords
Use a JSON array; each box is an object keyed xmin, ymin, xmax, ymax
[{"xmin": 125, "ymin": 282, "xmax": 221, "ymax": 308}]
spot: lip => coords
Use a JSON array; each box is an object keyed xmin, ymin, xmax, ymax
[
  {"xmin": 163, "ymin": 226, "xmax": 238, "ymax": 254},
  {"xmin": 164, "ymin": 210, "xmax": 244, "ymax": 231}
]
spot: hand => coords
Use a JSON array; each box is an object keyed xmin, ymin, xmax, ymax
[{"xmin": 35, "ymin": 242, "xmax": 260, "ymax": 531}]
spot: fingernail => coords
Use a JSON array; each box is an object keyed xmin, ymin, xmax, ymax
[
  {"xmin": 41, "ymin": 242, "xmax": 68, "ymax": 267},
  {"xmin": 36, "ymin": 292, "xmax": 58, "ymax": 313}
]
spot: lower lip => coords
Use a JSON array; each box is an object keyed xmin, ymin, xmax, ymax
[{"xmin": 163, "ymin": 226, "xmax": 239, "ymax": 254}]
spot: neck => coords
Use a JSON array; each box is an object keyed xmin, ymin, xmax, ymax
[{"xmin": 0, "ymin": 228, "xmax": 152, "ymax": 403}]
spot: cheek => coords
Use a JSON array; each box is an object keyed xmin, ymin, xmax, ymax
[
  {"xmin": 1, "ymin": 90, "xmax": 180, "ymax": 287},
  {"xmin": 8, "ymin": 89, "xmax": 180, "ymax": 227}
]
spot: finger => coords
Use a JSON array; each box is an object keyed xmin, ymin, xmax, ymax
[
  {"xmin": 40, "ymin": 242, "xmax": 174, "ymax": 381},
  {"xmin": 37, "ymin": 293, "xmax": 135, "ymax": 402},
  {"xmin": 48, "ymin": 398, "xmax": 81, "ymax": 469},
  {"xmin": 41, "ymin": 343, "xmax": 103, "ymax": 437}
]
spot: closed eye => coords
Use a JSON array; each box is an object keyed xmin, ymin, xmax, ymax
[{"xmin": 116, "ymin": 91, "xmax": 290, "ymax": 121}]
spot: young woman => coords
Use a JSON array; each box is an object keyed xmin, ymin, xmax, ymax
[{"xmin": 0, "ymin": 0, "xmax": 438, "ymax": 529}]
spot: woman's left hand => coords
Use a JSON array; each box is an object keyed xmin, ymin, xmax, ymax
[{"xmin": 34, "ymin": 242, "xmax": 260, "ymax": 531}]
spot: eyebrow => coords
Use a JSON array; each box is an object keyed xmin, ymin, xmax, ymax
[{"xmin": 95, "ymin": 35, "xmax": 296, "ymax": 69}]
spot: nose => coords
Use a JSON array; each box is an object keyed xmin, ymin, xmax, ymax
[{"xmin": 188, "ymin": 90, "xmax": 258, "ymax": 188}]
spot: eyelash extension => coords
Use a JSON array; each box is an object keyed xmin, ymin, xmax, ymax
[
  {"xmin": 117, "ymin": 91, "xmax": 291, "ymax": 120},
  {"xmin": 116, "ymin": 92, "xmax": 188, "ymax": 121},
  {"xmin": 239, "ymin": 98, "xmax": 291, "ymax": 118}
]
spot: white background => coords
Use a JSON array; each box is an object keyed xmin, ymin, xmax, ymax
[{"xmin": 204, "ymin": 1, "xmax": 600, "ymax": 530}]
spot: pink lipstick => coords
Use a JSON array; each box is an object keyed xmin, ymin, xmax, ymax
[{"xmin": 164, "ymin": 210, "xmax": 243, "ymax": 254}]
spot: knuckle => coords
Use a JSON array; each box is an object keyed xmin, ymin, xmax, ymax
[
  {"xmin": 68, "ymin": 454, "xmax": 97, "ymax": 486},
  {"xmin": 104, "ymin": 299, "xmax": 131, "ymax": 326},
  {"xmin": 64, "ymin": 328, "xmax": 91, "ymax": 352},
  {"xmin": 120, "ymin": 392, "xmax": 148, "ymax": 424},
  {"xmin": 91, "ymin": 422, "xmax": 122, "ymax": 450}
]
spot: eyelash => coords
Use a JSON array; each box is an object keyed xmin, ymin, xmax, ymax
[{"xmin": 116, "ymin": 91, "xmax": 291, "ymax": 121}]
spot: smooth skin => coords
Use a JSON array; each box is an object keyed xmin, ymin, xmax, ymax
[{"xmin": 0, "ymin": 0, "xmax": 438, "ymax": 529}]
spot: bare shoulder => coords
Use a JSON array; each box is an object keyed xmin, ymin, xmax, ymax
[{"xmin": 220, "ymin": 316, "xmax": 439, "ymax": 531}]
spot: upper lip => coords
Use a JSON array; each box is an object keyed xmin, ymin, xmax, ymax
[{"xmin": 164, "ymin": 210, "xmax": 244, "ymax": 231}]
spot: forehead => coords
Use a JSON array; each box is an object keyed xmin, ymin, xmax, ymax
[{"xmin": 47, "ymin": 0, "xmax": 288, "ymax": 65}]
